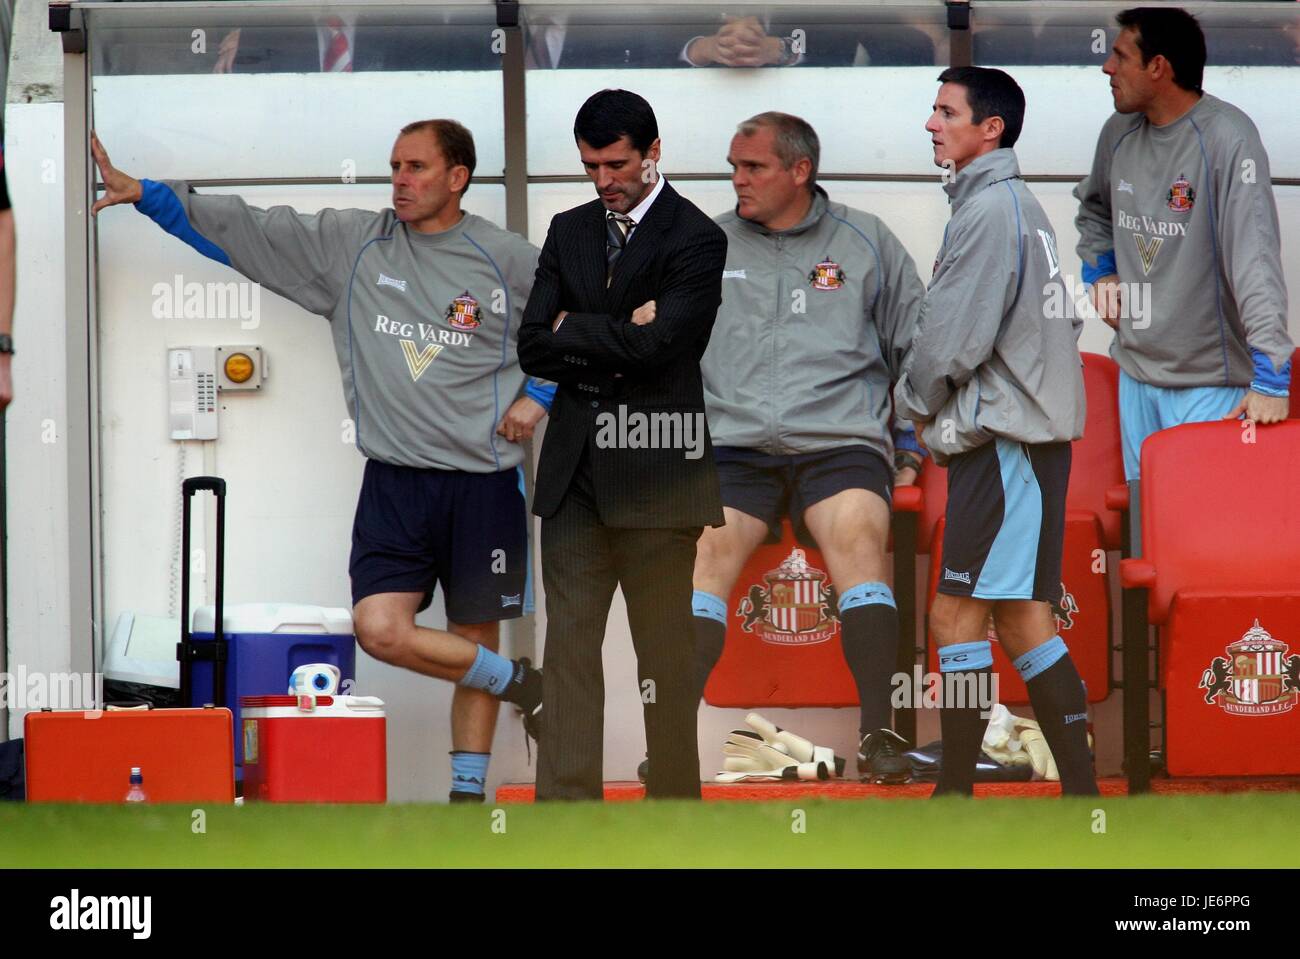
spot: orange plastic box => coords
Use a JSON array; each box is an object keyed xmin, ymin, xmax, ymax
[{"xmin": 24, "ymin": 707, "xmax": 235, "ymax": 803}]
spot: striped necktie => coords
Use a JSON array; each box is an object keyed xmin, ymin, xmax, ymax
[
  {"xmin": 323, "ymin": 17, "xmax": 352, "ymax": 72},
  {"xmin": 606, "ymin": 212, "xmax": 635, "ymax": 285}
]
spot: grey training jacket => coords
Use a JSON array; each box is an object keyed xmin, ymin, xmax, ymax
[
  {"xmin": 1074, "ymin": 93, "xmax": 1292, "ymax": 390},
  {"xmin": 137, "ymin": 180, "xmax": 543, "ymax": 473},
  {"xmin": 894, "ymin": 149, "xmax": 1085, "ymax": 465},
  {"xmin": 702, "ymin": 188, "xmax": 925, "ymax": 462}
]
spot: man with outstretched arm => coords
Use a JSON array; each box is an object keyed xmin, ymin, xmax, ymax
[{"xmin": 92, "ymin": 120, "xmax": 548, "ymax": 803}]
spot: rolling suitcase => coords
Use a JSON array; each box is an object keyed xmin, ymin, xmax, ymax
[{"xmin": 23, "ymin": 477, "xmax": 236, "ymax": 803}]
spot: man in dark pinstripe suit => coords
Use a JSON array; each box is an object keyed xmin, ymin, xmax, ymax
[{"xmin": 518, "ymin": 90, "xmax": 728, "ymax": 800}]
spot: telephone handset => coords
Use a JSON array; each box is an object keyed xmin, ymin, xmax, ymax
[{"xmin": 168, "ymin": 347, "xmax": 218, "ymax": 440}]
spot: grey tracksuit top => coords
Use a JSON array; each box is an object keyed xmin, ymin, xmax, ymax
[
  {"xmin": 894, "ymin": 149, "xmax": 1086, "ymax": 465},
  {"xmin": 1074, "ymin": 93, "xmax": 1293, "ymax": 393},
  {"xmin": 135, "ymin": 179, "xmax": 546, "ymax": 473},
  {"xmin": 702, "ymin": 188, "xmax": 926, "ymax": 463}
]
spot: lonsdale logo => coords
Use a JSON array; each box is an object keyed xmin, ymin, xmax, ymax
[{"xmin": 400, "ymin": 340, "xmax": 443, "ymax": 382}]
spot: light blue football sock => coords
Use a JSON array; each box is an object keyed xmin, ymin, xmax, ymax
[
  {"xmin": 458, "ymin": 644, "xmax": 516, "ymax": 696},
  {"xmin": 450, "ymin": 751, "xmax": 490, "ymax": 797},
  {"xmin": 1013, "ymin": 635, "xmax": 1068, "ymax": 682}
]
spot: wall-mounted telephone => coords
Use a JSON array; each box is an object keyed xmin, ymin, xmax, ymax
[{"xmin": 168, "ymin": 346, "xmax": 218, "ymax": 440}]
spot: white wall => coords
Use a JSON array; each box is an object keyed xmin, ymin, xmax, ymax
[{"xmin": 4, "ymin": 102, "xmax": 69, "ymax": 740}]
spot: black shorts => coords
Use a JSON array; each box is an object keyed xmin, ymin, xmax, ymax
[
  {"xmin": 349, "ymin": 460, "xmax": 528, "ymax": 623},
  {"xmin": 938, "ymin": 437, "xmax": 1070, "ymax": 602},
  {"xmin": 714, "ymin": 445, "xmax": 892, "ymax": 545}
]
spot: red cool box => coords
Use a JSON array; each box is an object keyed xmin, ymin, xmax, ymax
[{"xmin": 240, "ymin": 695, "xmax": 387, "ymax": 802}]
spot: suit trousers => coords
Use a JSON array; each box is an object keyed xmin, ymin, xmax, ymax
[{"xmin": 536, "ymin": 450, "xmax": 703, "ymax": 800}]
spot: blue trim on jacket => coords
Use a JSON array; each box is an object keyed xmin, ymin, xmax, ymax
[{"xmin": 135, "ymin": 179, "xmax": 231, "ymax": 266}]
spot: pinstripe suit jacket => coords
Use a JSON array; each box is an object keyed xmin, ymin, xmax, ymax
[{"xmin": 518, "ymin": 181, "xmax": 727, "ymax": 528}]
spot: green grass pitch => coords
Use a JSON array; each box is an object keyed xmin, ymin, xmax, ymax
[{"xmin": 2, "ymin": 794, "xmax": 1295, "ymax": 868}]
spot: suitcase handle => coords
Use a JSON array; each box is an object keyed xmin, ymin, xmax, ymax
[
  {"xmin": 183, "ymin": 477, "xmax": 227, "ymax": 497},
  {"xmin": 178, "ymin": 476, "xmax": 226, "ymax": 708}
]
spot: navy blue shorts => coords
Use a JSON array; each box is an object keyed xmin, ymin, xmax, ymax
[
  {"xmin": 349, "ymin": 460, "xmax": 528, "ymax": 623},
  {"xmin": 938, "ymin": 437, "xmax": 1070, "ymax": 602},
  {"xmin": 714, "ymin": 445, "xmax": 892, "ymax": 545}
]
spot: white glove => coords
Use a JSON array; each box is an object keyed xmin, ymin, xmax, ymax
[
  {"xmin": 744, "ymin": 712, "xmax": 847, "ymax": 778},
  {"xmin": 981, "ymin": 703, "xmax": 1032, "ymax": 769},
  {"xmin": 714, "ymin": 729, "xmax": 829, "ymax": 783},
  {"xmin": 983, "ymin": 706, "xmax": 1092, "ymax": 781}
]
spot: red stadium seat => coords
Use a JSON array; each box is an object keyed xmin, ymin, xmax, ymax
[
  {"xmin": 1119, "ymin": 420, "xmax": 1300, "ymax": 776},
  {"xmin": 1070, "ymin": 353, "xmax": 1125, "ymax": 551},
  {"xmin": 914, "ymin": 449, "xmax": 948, "ymax": 555},
  {"xmin": 706, "ymin": 520, "xmax": 856, "ymax": 707}
]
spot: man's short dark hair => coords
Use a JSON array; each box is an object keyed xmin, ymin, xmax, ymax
[
  {"xmin": 1116, "ymin": 7, "xmax": 1206, "ymax": 94},
  {"xmin": 400, "ymin": 119, "xmax": 477, "ymax": 194},
  {"xmin": 936, "ymin": 66, "xmax": 1025, "ymax": 150},
  {"xmin": 573, "ymin": 89, "xmax": 659, "ymax": 154}
]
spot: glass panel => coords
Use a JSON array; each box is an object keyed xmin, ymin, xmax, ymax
[
  {"xmin": 91, "ymin": 5, "xmax": 502, "ymax": 75},
  {"xmin": 523, "ymin": 3, "xmax": 949, "ymax": 177},
  {"xmin": 521, "ymin": 2, "xmax": 947, "ymax": 70},
  {"xmin": 90, "ymin": 7, "xmax": 504, "ymax": 183}
]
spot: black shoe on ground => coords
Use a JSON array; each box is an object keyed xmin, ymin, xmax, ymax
[
  {"xmin": 637, "ymin": 755, "xmax": 649, "ymax": 784},
  {"xmin": 449, "ymin": 790, "xmax": 485, "ymax": 804},
  {"xmin": 858, "ymin": 729, "xmax": 912, "ymax": 784}
]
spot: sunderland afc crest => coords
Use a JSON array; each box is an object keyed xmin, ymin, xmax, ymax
[
  {"xmin": 1166, "ymin": 173, "xmax": 1196, "ymax": 213},
  {"xmin": 809, "ymin": 257, "xmax": 846, "ymax": 291},
  {"xmin": 1199, "ymin": 619, "xmax": 1299, "ymax": 716},
  {"xmin": 738, "ymin": 548, "xmax": 837, "ymax": 646},
  {"xmin": 446, "ymin": 291, "xmax": 482, "ymax": 331}
]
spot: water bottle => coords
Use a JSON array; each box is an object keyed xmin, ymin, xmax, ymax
[{"xmin": 125, "ymin": 766, "xmax": 147, "ymax": 803}]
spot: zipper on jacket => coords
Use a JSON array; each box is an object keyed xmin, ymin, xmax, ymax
[{"xmin": 772, "ymin": 238, "xmax": 786, "ymax": 452}]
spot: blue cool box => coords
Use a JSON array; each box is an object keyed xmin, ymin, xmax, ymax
[{"xmin": 189, "ymin": 603, "xmax": 356, "ymax": 775}]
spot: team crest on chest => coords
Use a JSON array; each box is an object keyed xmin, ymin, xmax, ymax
[
  {"xmin": 1166, "ymin": 173, "xmax": 1196, "ymax": 214},
  {"xmin": 445, "ymin": 291, "xmax": 481, "ymax": 331},
  {"xmin": 808, "ymin": 256, "xmax": 846, "ymax": 291}
]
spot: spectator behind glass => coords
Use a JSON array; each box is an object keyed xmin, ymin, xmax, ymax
[
  {"xmin": 682, "ymin": 13, "xmax": 936, "ymax": 67},
  {"xmin": 212, "ymin": 15, "xmax": 704, "ymax": 72}
]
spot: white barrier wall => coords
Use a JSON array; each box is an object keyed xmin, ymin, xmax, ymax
[{"xmin": 3, "ymin": 102, "xmax": 70, "ymax": 739}]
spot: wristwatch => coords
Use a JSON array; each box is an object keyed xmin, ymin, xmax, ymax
[
  {"xmin": 894, "ymin": 449, "xmax": 923, "ymax": 475},
  {"xmin": 0, "ymin": 333, "xmax": 13, "ymax": 355}
]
